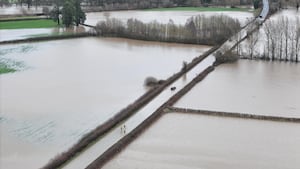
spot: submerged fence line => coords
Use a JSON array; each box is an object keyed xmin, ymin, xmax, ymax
[{"xmin": 169, "ymin": 107, "xmax": 300, "ymax": 123}]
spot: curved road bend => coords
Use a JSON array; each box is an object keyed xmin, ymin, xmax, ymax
[{"xmin": 61, "ymin": 1, "xmax": 270, "ymax": 169}]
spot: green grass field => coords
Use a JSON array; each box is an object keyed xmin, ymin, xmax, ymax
[
  {"xmin": 0, "ymin": 19, "xmax": 58, "ymax": 29},
  {"xmin": 144, "ymin": 7, "xmax": 252, "ymax": 12},
  {"xmin": 0, "ymin": 16, "xmax": 43, "ymax": 21},
  {"xmin": 0, "ymin": 63, "xmax": 16, "ymax": 74}
]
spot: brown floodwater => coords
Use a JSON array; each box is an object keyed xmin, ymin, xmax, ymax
[
  {"xmin": 175, "ymin": 60, "xmax": 300, "ymax": 117},
  {"xmin": 85, "ymin": 11, "xmax": 254, "ymax": 26},
  {"xmin": 0, "ymin": 37, "xmax": 211, "ymax": 169},
  {"xmin": 0, "ymin": 5, "xmax": 43, "ymax": 15},
  {"xmin": 0, "ymin": 26, "xmax": 89, "ymax": 42},
  {"xmin": 103, "ymin": 113, "xmax": 300, "ymax": 169}
]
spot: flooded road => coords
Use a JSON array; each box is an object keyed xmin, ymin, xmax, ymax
[
  {"xmin": 176, "ymin": 60, "xmax": 300, "ymax": 117},
  {"xmin": 103, "ymin": 113, "xmax": 300, "ymax": 169},
  {"xmin": 0, "ymin": 37, "xmax": 211, "ymax": 169},
  {"xmin": 85, "ymin": 11, "xmax": 254, "ymax": 26}
]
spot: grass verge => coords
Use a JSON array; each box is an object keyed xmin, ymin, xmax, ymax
[
  {"xmin": 0, "ymin": 19, "xmax": 58, "ymax": 29},
  {"xmin": 144, "ymin": 7, "xmax": 252, "ymax": 12}
]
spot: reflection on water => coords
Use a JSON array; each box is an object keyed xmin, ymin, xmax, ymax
[
  {"xmin": 176, "ymin": 60, "xmax": 300, "ymax": 117},
  {"xmin": 0, "ymin": 37, "xmax": 211, "ymax": 169},
  {"xmin": 85, "ymin": 11, "xmax": 254, "ymax": 26},
  {"xmin": 104, "ymin": 113, "xmax": 300, "ymax": 169}
]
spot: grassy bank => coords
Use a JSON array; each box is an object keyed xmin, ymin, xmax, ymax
[
  {"xmin": 0, "ymin": 19, "xmax": 58, "ymax": 29},
  {"xmin": 144, "ymin": 7, "xmax": 252, "ymax": 12}
]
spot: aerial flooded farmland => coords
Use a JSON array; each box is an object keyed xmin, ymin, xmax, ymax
[
  {"xmin": 175, "ymin": 60, "xmax": 300, "ymax": 117},
  {"xmin": 0, "ymin": 37, "xmax": 210, "ymax": 168},
  {"xmin": 103, "ymin": 113, "xmax": 300, "ymax": 169},
  {"xmin": 1, "ymin": 0, "xmax": 299, "ymax": 169}
]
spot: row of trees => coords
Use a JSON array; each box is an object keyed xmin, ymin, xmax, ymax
[
  {"xmin": 263, "ymin": 17, "xmax": 300, "ymax": 62},
  {"xmin": 95, "ymin": 15, "xmax": 241, "ymax": 45},
  {"xmin": 242, "ymin": 17, "xmax": 300, "ymax": 62},
  {"xmin": 49, "ymin": 0, "xmax": 86, "ymax": 27}
]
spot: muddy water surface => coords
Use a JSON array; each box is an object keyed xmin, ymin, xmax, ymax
[
  {"xmin": 0, "ymin": 5, "xmax": 43, "ymax": 15},
  {"xmin": 176, "ymin": 60, "xmax": 300, "ymax": 117},
  {"xmin": 103, "ymin": 113, "xmax": 300, "ymax": 169},
  {"xmin": 0, "ymin": 26, "xmax": 89, "ymax": 42},
  {"xmin": 85, "ymin": 11, "xmax": 254, "ymax": 26},
  {"xmin": 0, "ymin": 37, "xmax": 211, "ymax": 169}
]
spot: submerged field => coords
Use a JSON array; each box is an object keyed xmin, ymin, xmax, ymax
[
  {"xmin": 103, "ymin": 113, "xmax": 300, "ymax": 169},
  {"xmin": 175, "ymin": 60, "xmax": 300, "ymax": 117},
  {"xmin": 85, "ymin": 10, "xmax": 254, "ymax": 26},
  {"xmin": 144, "ymin": 6, "xmax": 252, "ymax": 12},
  {"xmin": 0, "ymin": 37, "xmax": 211, "ymax": 169}
]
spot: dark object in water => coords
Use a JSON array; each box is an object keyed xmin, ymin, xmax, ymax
[{"xmin": 170, "ymin": 87, "xmax": 176, "ymax": 91}]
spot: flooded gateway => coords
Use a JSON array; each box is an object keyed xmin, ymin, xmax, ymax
[{"xmin": 0, "ymin": 37, "xmax": 211, "ymax": 169}]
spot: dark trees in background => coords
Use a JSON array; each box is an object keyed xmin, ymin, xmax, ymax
[
  {"xmin": 253, "ymin": 0, "xmax": 260, "ymax": 9},
  {"xmin": 49, "ymin": 0, "xmax": 86, "ymax": 27},
  {"xmin": 74, "ymin": 0, "xmax": 86, "ymax": 26},
  {"xmin": 50, "ymin": 0, "xmax": 61, "ymax": 25},
  {"xmin": 62, "ymin": 0, "xmax": 75, "ymax": 27}
]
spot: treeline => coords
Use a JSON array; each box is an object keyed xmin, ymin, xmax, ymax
[
  {"xmin": 263, "ymin": 17, "xmax": 300, "ymax": 62},
  {"xmin": 242, "ymin": 17, "xmax": 300, "ymax": 62},
  {"xmin": 1, "ymin": 0, "xmax": 253, "ymax": 10},
  {"xmin": 95, "ymin": 15, "xmax": 241, "ymax": 45}
]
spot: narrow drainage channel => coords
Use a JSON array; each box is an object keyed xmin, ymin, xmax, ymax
[{"xmin": 61, "ymin": 55, "xmax": 215, "ymax": 169}]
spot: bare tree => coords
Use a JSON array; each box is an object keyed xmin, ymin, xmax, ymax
[
  {"xmin": 295, "ymin": 18, "xmax": 300, "ymax": 62},
  {"xmin": 283, "ymin": 17, "xmax": 289, "ymax": 61},
  {"xmin": 264, "ymin": 21, "xmax": 272, "ymax": 60},
  {"xmin": 247, "ymin": 31, "xmax": 259, "ymax": 59}
]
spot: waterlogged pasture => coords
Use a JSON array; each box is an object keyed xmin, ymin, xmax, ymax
[
  {"xmin": 175, "ymin": 60, "xmax": 300, "ymax": 117},
  {"xmin": 85, "ymin": 10, "xmax": 254, "ymax": 26},
  {"xmin": 0, "ymin": 26, "xmax": 88, "ymax": 42},
  {"xmin": 0, "ymin": 37, "xmax": 211, "ymax": 169},
  {"xmin": 103, "ymin": 113, "xmax": 300, "ymax": 169}
]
